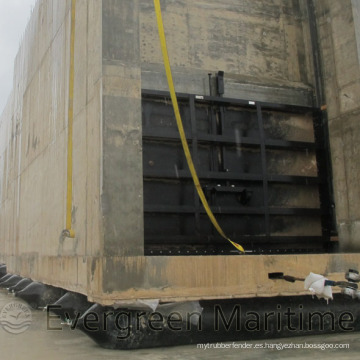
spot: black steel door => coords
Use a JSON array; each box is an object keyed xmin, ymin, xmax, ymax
[{"xmin": 142, "ymin": 89, "xmax": 336, "ymax": 255}]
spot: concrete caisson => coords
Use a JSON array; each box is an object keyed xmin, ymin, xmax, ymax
[{"xmin": 0, "ymin": 0, "xmax": 360, "ymax": 310}]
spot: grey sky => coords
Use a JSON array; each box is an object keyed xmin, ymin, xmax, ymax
[{"xmin": 0, "ymin": 0, "xmax": 37, "ymax": 114}]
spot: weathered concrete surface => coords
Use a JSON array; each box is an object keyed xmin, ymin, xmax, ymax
[
  {"xmin": 140, "ymin": 0, "xmax": 315, "ymax": 106},
  {"xmin": 101, "ymin": 0, "xmax": 144, "ymax": 258},
  {"xmin": 315, "ymin": 0, "xmax": 360, "ymax": 251},
  {"xmin": 0, "ymin": 0, "xmax": 103, "ymax": 296},
  {"xmin": 92, "ymin": 253, "xmax": 360, "ymax": 305}
]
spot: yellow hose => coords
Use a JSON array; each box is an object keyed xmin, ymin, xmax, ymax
[
  {"xmin": 64, "ymin": 0, "xmax": 76, "ymax": 239},
  {"xmin": 153, "ymin": 0, "xmax": 244, "ymax": 253}
]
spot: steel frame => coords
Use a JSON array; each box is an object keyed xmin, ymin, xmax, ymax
[{"xmin": 141, "ymin": 89, "xmax": 336, "ymax": 255}]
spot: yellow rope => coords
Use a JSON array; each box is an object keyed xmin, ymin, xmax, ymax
[
  {"xmin": 65, "ymin": 0, "xmax": 76, "ymax": 238},
  {"xmin": 153, "ymin": 0, "xmax": 244, "ymax": 253}
]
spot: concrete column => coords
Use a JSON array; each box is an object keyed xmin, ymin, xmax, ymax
[
  {"xmin": 316, "ymin": 0, "xmax": 360, "ymax": 251},
  {"xmin": 101, "ymin": 0, "xmax": 144, "ymax": 258}
]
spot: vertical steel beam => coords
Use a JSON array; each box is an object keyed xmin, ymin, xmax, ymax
[{"xmin": 256, "ymin": 103, "xmax": 270, "ymax": 237}]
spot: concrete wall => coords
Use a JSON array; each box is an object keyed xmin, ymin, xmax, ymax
[
  {"xmin": 2, "ymin": 0, "xmax": 360, "ymax": 304},
  {"xmin": 101, "ymin": 0, "xmax": 144, "ymax": 258},
  {"xmin": 0, "ymin": 0, "xmax": 103, "ymax": 296},
  {"xmin": 140, "ymin": 0, "xmax": 315, "ymax": 105},
  {"xmin": 98, "ymin": 0, "xmax": 348, "ymax": 304},
  {"xmin": 315, "ymin": 0, "xmax": 360, "ymax": 251}
]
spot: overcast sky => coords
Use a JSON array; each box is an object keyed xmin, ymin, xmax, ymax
[{"xmin": 0, "ymin": 0, "xmax": 37, "ymax": 114}]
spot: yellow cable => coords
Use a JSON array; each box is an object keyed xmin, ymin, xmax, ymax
[
  {"xmin": 153, "ymin": 0, "xmax": 244, "ymax": 253},
  {"xmin": 65, "ymin": 0, "xmax": 76, "ymax": 238}
]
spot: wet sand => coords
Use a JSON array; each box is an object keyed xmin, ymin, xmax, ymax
[{"xmin": 0, "ymin": 289, "xmax": 359, "ymax": 359}]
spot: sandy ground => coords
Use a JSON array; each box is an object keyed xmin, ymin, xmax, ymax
[{"xmin": 0, "ymin": 289, "xmax": 359, "ymax": 360}]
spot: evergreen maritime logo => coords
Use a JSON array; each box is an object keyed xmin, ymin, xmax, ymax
[{"xmin": 0, "ymin": 301, "xmax": 32, "ymax": 334}]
